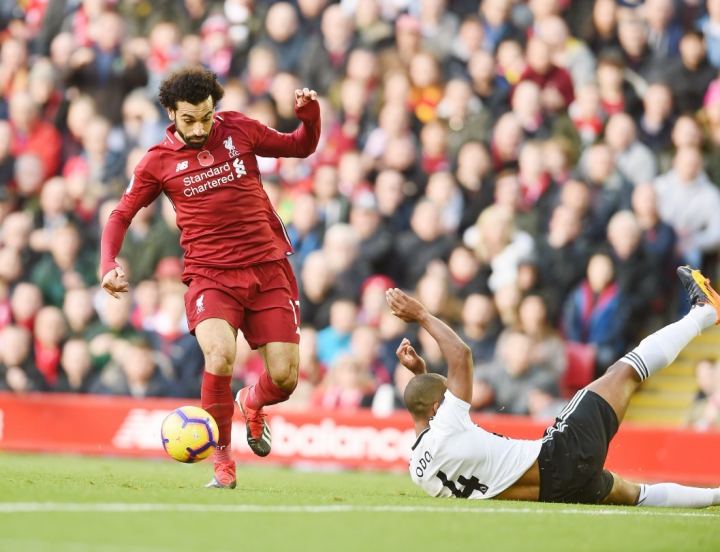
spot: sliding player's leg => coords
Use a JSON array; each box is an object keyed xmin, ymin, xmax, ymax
[
  {"xmin": 587, "ymin": 266, "xmax": 720, "ymax": 425},
  {"xmin": 235, "ymin": 259, "xmax": 300, "ymax": 457},
  {"xmin": 195, "ymin": 317, "xmax": 239, "ymax": 489},
  {"xmin": 588, "ymin": 267, "xmax": 720, "ymax": 508},
  {"xmin": 539, "ymin": 267, "xmax": 720, "ymax": 505},
  {"xmin": 602, "ymin": 472, "xmax": 720, "ymax": 508}
]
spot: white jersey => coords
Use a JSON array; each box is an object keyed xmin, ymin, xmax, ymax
[{"xmin": 410, "ymin": 390, "xmax": 542, "ymax": 499}]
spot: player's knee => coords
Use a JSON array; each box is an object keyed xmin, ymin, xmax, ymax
[
  {"xmin": 270, "ymin": 362, "xmax": 298, "ymax": 391},
  {"xmin": 603, "ymin": 360, "xmax": 633, "ymax": 378},
  {"xmin": 204, "ymin": 347, "xmax": 234, "ymax": 376}
]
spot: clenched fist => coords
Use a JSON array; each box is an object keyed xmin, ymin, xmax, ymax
[{"xmin": 295, "ymin": 87, "xmax": 318, "ymax": 108}]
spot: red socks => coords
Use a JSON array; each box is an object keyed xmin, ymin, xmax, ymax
[
  {"xmin": 245, "ymin": 371, "xmax": 295, "ymax": 410},
  {"xmin": 201, "ymin": 372, "xmax": 235, "ymax": 461}
]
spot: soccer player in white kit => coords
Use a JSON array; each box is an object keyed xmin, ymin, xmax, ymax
[{"xmin": 386, "ymin": 266, "xmax": 720, "ymax": 508}]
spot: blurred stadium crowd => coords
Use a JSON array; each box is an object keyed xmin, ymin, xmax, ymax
[{"xmin": 3, "ymin": 0, "xmax": 720, "ymax": 422}]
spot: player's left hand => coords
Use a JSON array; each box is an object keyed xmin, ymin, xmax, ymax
[
  {"xmin": 396, "ymin": 338, "xmax": 427, "ymax": 375},
  {"xmin": 295, "ymin": 87, "xmax": 318, "ymax": 108},
  {"xmin": 386, "ymin": 288, "xmax": 428, "ymax": 324}
]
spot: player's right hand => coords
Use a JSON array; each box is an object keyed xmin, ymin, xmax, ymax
[
  {"xmin": 396, "ymin": 338, "xmax": 427, "ymax": 375},
  {"xmin": 102, "ymin": 267, "xmax": 129, "ymax": 299},
  {"xmin": 385, "ymin": 288, "xmax": 427, "ymax": 323}
]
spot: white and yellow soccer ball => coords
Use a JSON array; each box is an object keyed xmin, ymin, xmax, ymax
[{"xmin": 161, "ymin": 406, "xmax": 219, "ymax": 463}]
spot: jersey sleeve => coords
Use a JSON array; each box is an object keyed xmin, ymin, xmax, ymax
[
  {"xmin": 429, "ymin": 390, "xmax": 475, "ymax": 437},
  {"xmin": 250, "ymin": 100, "xmax": 321, "ymax": 158},
  {"xmin": 100, "ymin": 156, "xmax": 163, "ymax": 277}
]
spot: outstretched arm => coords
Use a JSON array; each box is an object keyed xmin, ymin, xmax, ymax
[
  {"xmin": 100, "ymin": 214, "xmax": 130, "ymax": 298},
  {"xmin": 386, "ymin": 288, "xmax": 473, "ymax": 404},
  {"xmin": 252, "ymin": 88, "xmax": 321, "ymax": 158},
  {"xmin": 100, "ymin": 170, "xmax": 162, "ymax": 298}
]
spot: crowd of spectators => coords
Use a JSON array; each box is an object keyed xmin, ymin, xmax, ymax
[
  {"xmin": 2, "ymin": 0, "xmax": 720, "ymax": 421},
  {"xmin": 687, "ymin": 357, "xmax": 720, "ymax": 430}
]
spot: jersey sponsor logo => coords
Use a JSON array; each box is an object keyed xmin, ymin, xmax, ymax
[
  {"xmin": 196, "ymin": 294, "xmax": 205, "ymax": 314},
  {"xmin": 175, "ymin": 161, "xmax": 189, "ymax": 172},
  {"xmin": 183, "ymin": 163, "xmax": 231, "ymax": 185},
  {"xmin": 197, "ymin": 150, "xmax": 214, "ymax": 167},
  {"xmin": 183, "ymin": 162, "xmax": 235, "ymax": 197},
  {"xmin": 233, "ymin": 158, "xmax": 246, "ymax": 178},
  {"xmin": 125, "ymin": 175, "xmax": 135, "ymax": 194},
  {"xmin": 223, "ymin": 136, "xmax": 239, "ymax": 158}
]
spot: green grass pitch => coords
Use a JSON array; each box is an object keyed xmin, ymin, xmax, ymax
[{"xmin": 0, "ymin": 453, "xmax": 718, "ymax": 552}]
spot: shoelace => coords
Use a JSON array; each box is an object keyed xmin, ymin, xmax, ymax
[
  {"xmin": 244, "ymin": 403, "xmax": 267, "ymax": 423},
  {"xmin": 245, "ymin": 408, "xmax": 267, "ymax": 438}
]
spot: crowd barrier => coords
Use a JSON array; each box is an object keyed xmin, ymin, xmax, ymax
[{"xmin": 1, "ymin": 392, "xmax": 719, "ymax": 486}]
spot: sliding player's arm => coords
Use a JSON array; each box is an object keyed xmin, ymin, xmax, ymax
[
  {"xmin": 396, "ymin": 338, "xmax": 427, "ymax": 376},
  {"xmin": 251, "ymin": 89, "xmax": 320, "ymax": 158},
  {"xmin": 100, "ymin": 166, "xmax": 162, "ymax": 298},
  {"xmin": 386, "ymin": 288, "xmax": 473, "ymax": 403}
]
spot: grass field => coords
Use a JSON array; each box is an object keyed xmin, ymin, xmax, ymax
[{"xmin": 0, "ymin": 453, "xmax": 718, "ymax": 552}]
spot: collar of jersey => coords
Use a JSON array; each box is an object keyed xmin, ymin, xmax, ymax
[{"xmin": 411, "ymin": 427, "xmax": 430, "ymax": 451}]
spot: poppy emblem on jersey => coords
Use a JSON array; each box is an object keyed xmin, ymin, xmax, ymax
[
  {"xmin": 175, "ymin": 161, "xmax": 189, "ymax": 172},
  {"xmin": 197, "ymin": 151, "xmax": 214, "ymax": 167},
  {"xmin": 223, "ymin": 136, "xmax": 239, "ymax": 158}
]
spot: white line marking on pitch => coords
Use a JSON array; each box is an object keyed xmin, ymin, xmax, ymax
[{"xmin": 0, "ymin": 503, "xmax": 717, "ymax": 518}]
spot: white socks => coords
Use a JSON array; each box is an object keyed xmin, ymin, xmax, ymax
[
  {"xmin": 620, "ymin": 306, "xmax": 720, "ymax": 510},
  {"xmin": 622, "ymin": 305, "xmax": 717, "ymax": 381},
  {"xmin": 637, "ymin": 483, "xmax": 720, "ymax": 508}
]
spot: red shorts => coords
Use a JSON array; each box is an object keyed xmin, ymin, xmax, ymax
[{"xmin": 183, "ymin": 258, "xmax": 300, "ymax": 349}]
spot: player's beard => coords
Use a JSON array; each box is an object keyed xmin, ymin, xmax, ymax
[{"xmin": 177, "ymin": 128, "xmax": 210, "ymax": 149}]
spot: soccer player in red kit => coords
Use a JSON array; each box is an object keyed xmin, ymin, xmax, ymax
[{"xmin": 100, "ymin": 67, "xmax": 320, "ymax": 489}]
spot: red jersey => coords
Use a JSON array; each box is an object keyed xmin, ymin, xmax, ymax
[{"xmin": 101, "ymin": 101, "xmax": 320, "ymax": 278}]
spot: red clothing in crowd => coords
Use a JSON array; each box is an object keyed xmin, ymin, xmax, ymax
[
  {"xmin": 101, "ymin": 101, "xmax": 321, "ymax": 278},
  {"xmin": 519, "ymin": 65, "xmax": 575, "ymax": 108},
  {"xmin": 11, "ymin": 120, "xmax": 62, "ymax": 179},
  {"xmin": 34, "ymin": 340, "xmax": 61, "ymax": 387}
]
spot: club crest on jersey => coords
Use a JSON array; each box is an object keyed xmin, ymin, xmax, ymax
[
  {"xmin": 175, "ymin": 161, "xmax": 189, "ymax": 172},
  {"xmin": 197, "ymin": 150, "xmax": 214, "ymax": 167},
  {"xmin": 196, "ymin": 294, "xmax": 205, "ymax": 314},
  {"xmin": 223, "ymin": 136, "xmax": 239, "ymax": 158}
]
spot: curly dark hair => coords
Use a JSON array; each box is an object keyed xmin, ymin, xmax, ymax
[{"xmin": 158, "ymin": 67, "xmax": 225, "ymax": 110}]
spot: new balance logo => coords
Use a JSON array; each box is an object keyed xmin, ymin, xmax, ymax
[
  {"xmin": 224, "ymin": 136, "xmax": 239, "ymax": 158},
  {"xmin": 196, "ymin": 294, "xmax": 205, "ymax": 314},
  {"xmin": 176, "ymin": 161, "xmax": 189, "ymax": 172},
  {"xmin": 233, "ymin": 158, "xmax": 246, "ymax": 178}
]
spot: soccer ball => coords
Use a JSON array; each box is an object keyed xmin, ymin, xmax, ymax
[{"xmin": 161, "ymin": 406, "xmax": 219, "ymax": 463}]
